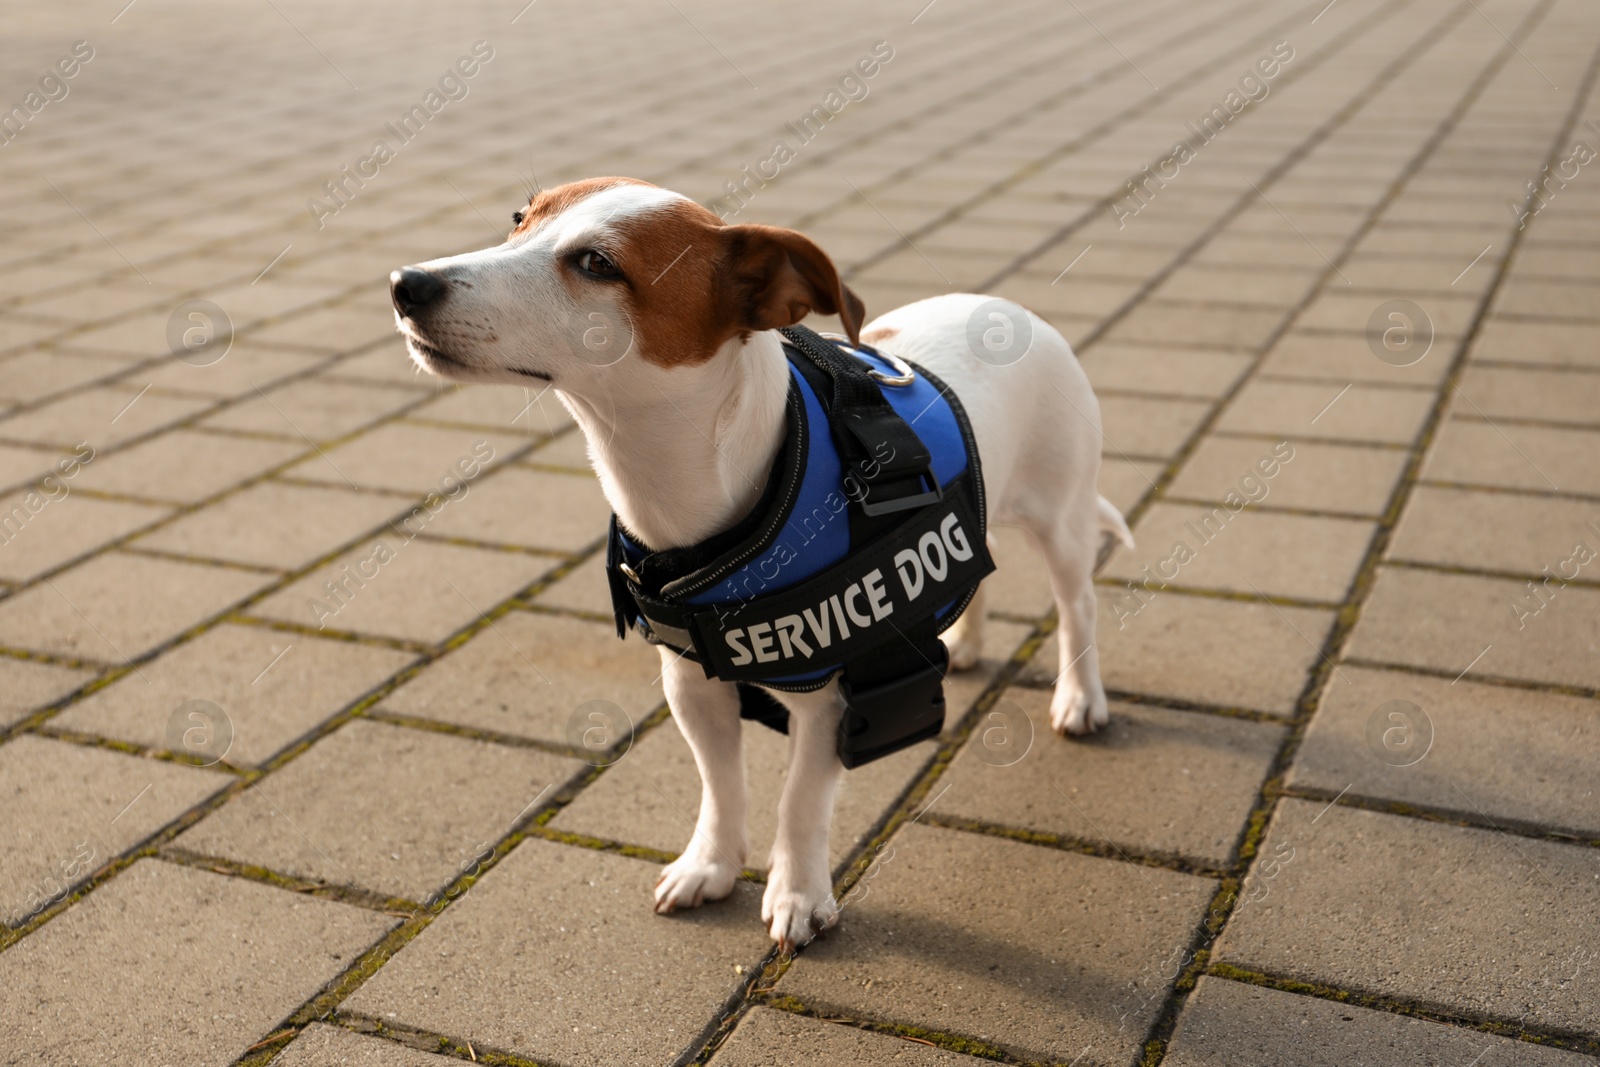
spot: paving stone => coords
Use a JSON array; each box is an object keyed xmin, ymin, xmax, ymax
[
  {"xmin": 380, "ymin": 611, "xmax": 662, "ymax": 745},
  {"xmin": 1102, "ymin": 502, "xmax": 1374, "ymax": 602},
  {"xmin": 1099, "ymin": 393, "xmax": 1214, "ymax": 458},
  {"xmin": 778, "ymin": 823, "xmax": 1216, "ymax": 1065},
  {"xmin": 0, "ymin": 489, "xmax": 168, "ymax": 581},
  {"xmin": 323, "ymin": 344, "xmax": 448, "ymax": 387},
  {"xmin": 0, "ymin": 656, "xmax": 96, "ymax": 729},
  {"xmin": 939, "ymin": 690, "xmax": 1283, "ymax": 867},
  {"xmin": 0, "ymin": 735, "xmax": 228, "ymax": 923},
  {"xmin": 553, "ymin": 713, "xmax": 929, "ymax": 874},
  {"xmin": 1346, "ymin": 566, "xmax": 1600, "ymax": 689},
  {"xmin": 1103, "ymin": 302, "xmax": 1284, "ymax": 349},
  {"xmin": 529, "ymin": 552, "xmax": 612, "ymax": 615},
  {"xmin": 0, "ymin": 384, "xmax": 213, "ymax": 451},
  {"xmin": 250, "ymin": 537, "xmax": 549, "ymax": 643},
  {"xmin": 130, "ymin": 345, "xmax": 327, "ymax": 398},
  {"xmin": 1214, "ymin": 799, "xmax": 1600, "ymax": 1035},
  {"xmin": 275, "ymin": 1023, "xmax": 460, "ymax": 1066},
  {"xmin": 133, "ymin": 480, "xmax": 402, "ymax": 569},
  {"xmin": 1080, "ymin": 344, "xmax": 1254, "ymax": 398},
  {"xmin": 941, "ymin": 618, "xmax": 1034, "ymax": 733},
  {"xmin": 178, "ymin": 719, "xmax": 583, "ymax": 901},
  {"xmin": 1291, "ymin": 665, "xmax": 1600, "ymax": 839},
  {"xmin": 1422, "ymin": 418, "xmax": 1600, "ymax": 497},
  {"xmin": 1216, "ymin": 380, "xmax": 1435, "ymax": 445},
  {"xmin": 1099, "ymin": 455, "xmax": 1161, "ymax": 513},
  {"xmin": 201, "ymin": 376, "xmax": 422, "ymax": 441},
  {"xmin": 0, "ymin": 443, "xmax": 65, "ymax": 492},
  {"xmin": 1164, "ymin": 975, "xmax": 1592, "ymax": 1067},
  {"xmin": 1455, "ymin": 365, "xmax": 1600, "ymax": 427},
  {"xmin": 421, "ymin": 467, "xmax": 610, "ymax": 553},
  {"xmin": 1084, "ymin": 588, "xmax": 1334, "ymax": 715},
  {"xmin": 1169, "ymin": 435, "xmax": 1406, "ymax": 517},
  {"xmin": 0, "ymin": 551, "xmax": 267, "ymax": 662},
  {"xmin": 0, "ymin": 349, "xmax": 128, "ymax": 404},
  {"xmin": 1387, "ymin": 485, "xmax": 1600, "ymax": 575},
  {"xmin": 1256, "ymin": 330, "xmax": 1451, "ymax": 386},
  {"xmin": 0, "ymin": 859, "xmax": 393, "ymax": 1066},
  {"xmin": 1153, "ymin": 265, "xmax": 1320, "ymax": 307},
  {"xmin": 55, "ymin": 624, "xmax": 413, "ymax": 767},
  {"xmin": 1473, "ymin": 317, "xmax": 1600, "ymax": 368},
  {"xmin": 411, "ymin": 384, "xmax": 576, "ymax": 436},
  {"xmin": 287, "ymin": 423, "xmax": 525, "ymax": 495},
  {"xmin": 68, "ymin": 428, "xmax": 305, "ymax": 503},
  {"xmin": 712, "ymin": 1007, "xmax": 985, "ymax": 1065},
  {"xmin": 248, "ymin": 305, "xmax": 400, "ymax": 353},
  {"xmin": 344, "ymin": 838, "xmax": 772, "ymax": 1066},
  {"xmin": 1298, "ymin": 291, "xmax": 1479, "ymax": 338}
]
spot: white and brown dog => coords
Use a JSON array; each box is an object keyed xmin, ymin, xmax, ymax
[{"xmin": 391, "ymin": 177, "xmax": 1131, "ymax": 950}]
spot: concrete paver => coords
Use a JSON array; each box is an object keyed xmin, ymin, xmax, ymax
[
  {"xmin": 1216, "ymin": 799, "xmax": 1600, "ymax": 1034},
  {"xmin": 939, "ymin": 690, "xmax": 1284, "ymax": 867},
  {"xmin": 711, "ymin": 1007, "xmax": 988, "ymax": 1065},
  {"xmin": 177, "ymin": 719, "xmax": 584, "ymax": 901},
  {"xmin": 1164, "ymin": 976, "xmax": 1595, "ymax": 1067},
  {"xmin": 0, "ymin": 860, "xmax": 392, "ymax": 1066},
  {"xmin": 274, "ymin": 1023, "xmax": 460, "ymax": 1066},
  {"xmin": 344, "ymin": 837, "xmax": 771, "ymax": 1066},
  {"xmin": 54, "ymin": 624, "xmax": 414, "ymax": 767},
  {"xmin": 779, "ymin": 822, "xmax": 1217, "ymax": 1064},
  {"xmin": 0, "ymin": 735, "xmax": 228, "ymax": 923}
]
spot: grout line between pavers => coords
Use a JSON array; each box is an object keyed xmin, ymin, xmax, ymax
[{"xmin": 1203, "ymin": 964, "xmax": 1600, "ymax": 1058}]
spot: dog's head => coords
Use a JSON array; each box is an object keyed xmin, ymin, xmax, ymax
[{"xmin": 389, "ymin": 177, "xmax": 864, "ymax": 390}]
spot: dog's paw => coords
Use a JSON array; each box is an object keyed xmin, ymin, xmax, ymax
[
  {"xmin": 761, "ymin": 882, "xmax": 839, "ymax": 953},
  {"xmin": 654, "ymin": 853, "xmax": 739, "ymax": 913},
  {"xmin": 1050, "ymin": 680, "xmax": 1109, "ymax": 736}
]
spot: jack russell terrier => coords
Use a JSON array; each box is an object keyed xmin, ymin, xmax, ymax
[{"xmin": 390, "ymin": 177, "xmax": 1132, "ymax": 951}]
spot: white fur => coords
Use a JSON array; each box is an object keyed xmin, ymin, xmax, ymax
[{"xmin": 393, "ymin": 190, "xmax": 1130, "ymax": 950}]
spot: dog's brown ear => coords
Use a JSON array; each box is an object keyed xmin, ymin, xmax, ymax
[{"xmin": 720, "ymin": 224, "xmax": 865, "ymax": 344}]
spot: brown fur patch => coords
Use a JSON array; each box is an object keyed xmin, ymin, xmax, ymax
[
  {"xmin": 861, "ymin": 326, "xmax": 899, "ymax": 344},
  {"xmin": 511, "ymin": 177, "xmax": 652, "ymax": 238}
]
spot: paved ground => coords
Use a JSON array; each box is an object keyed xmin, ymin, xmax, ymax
[{"xmin": 1, "ymin": 0, "xmax": 1598, "ymax": 1064}]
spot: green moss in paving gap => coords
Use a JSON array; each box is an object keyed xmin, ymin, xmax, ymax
[
  {"xmin": 1090, "ymin": 578, "xmax": 1342, "ymax": 613},
  {"xmin": 1100, "ymin": 689, "xmax": 1287, "ymax": 724},
  {"xmin": 328, "ymin": 1012, "xmax": 556, "ymax": 1066},
  {"xmin": 521, "ymin": 825, "xmax": 696, "ymax": 871},
  {"xmin": 407, "ymin": 532, "xmax": 574, "ymax": 560},
  {"xmin": 1279, "ymin": 785, "xmax": 1600, "ymax": 849},
  {"xmin": 1342, "ymin": 656, "xmax": 1600, "ymax": 702},
  {"xmin": 32, "ymin": 723, "xmax": 253, "ymax": 774},
  {"xmin": 158, "ymin": 847, "xmax": 418, "ymax": 914},
  {"xmin": 754, "ymin": 993, "xmax": 1025, "ymax": 1063},
  {"xmin": 1206, "ymin": 963, "xmax": 1600, "ymax": 1057},
  {"xmin": 924, "ymin": 813, "xmax": 1229, "ymax": 880},
  {"xmin": 363, "ymin": 709, "xmax": 583, "ymax": 760},
  {"xmin": 0, "ymin": 850, "xmax": 149, "ymax": 952}
]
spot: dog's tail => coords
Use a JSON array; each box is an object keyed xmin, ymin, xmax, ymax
[{"xmin": 1097, "ymin": 495, "xmax": 1135, "ymax": 552}]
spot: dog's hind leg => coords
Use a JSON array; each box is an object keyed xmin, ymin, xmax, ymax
[
  {"xmin": 763, "ymin": 684, "xmax": 846, "ymax": 951},
  {"xmin": 654, "ymin": 650, "xmax": 748, "ymax": 913},
  {"xmin": 1024, "ymin": 492, "xmax": 1121, "ymax": 736}
]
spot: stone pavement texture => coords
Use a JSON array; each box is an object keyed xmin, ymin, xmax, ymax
[{"xmin": 0, "ymin": 0, "xmax": 1597, "ymax": 1064}]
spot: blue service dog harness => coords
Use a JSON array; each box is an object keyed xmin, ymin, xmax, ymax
[{"xmin": 606, "ymin": 324, "xmax": 994, "ymax": 768}]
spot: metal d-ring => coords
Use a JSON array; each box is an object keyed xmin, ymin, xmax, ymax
[{"xmin": 821, "ymin": 332, "xmax": 917, "ymax": 387}]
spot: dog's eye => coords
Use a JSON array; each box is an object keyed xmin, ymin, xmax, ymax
[
  {"xmin": 511, "ymin": 210, "xmax": 525, "ymax": 226},
  {"xmin": 576, "ymin": 249, "xmax": 622, "ymax": 279}
]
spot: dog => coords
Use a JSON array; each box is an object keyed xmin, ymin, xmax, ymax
[{"xmin": 390, "ymin": 177, "xmax": 1132, "ymax": 950}]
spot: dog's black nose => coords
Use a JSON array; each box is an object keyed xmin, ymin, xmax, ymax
[{"xmin": 390, "ymin": 267, "xmax": 444, "ymax": 317}]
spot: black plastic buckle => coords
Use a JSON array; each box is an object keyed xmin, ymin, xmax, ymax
[{"xmin": 836, "ymin": 649, "xmax": 948, "ymax": 769}]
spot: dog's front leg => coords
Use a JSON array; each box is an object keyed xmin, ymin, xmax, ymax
[
  {"xmin": 654, "ymin": 649, "xmax": 747, "ymax": 913},
  {"xmin": 763, "ymin": 684, "xmax": 845, "ymax": 951}
]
